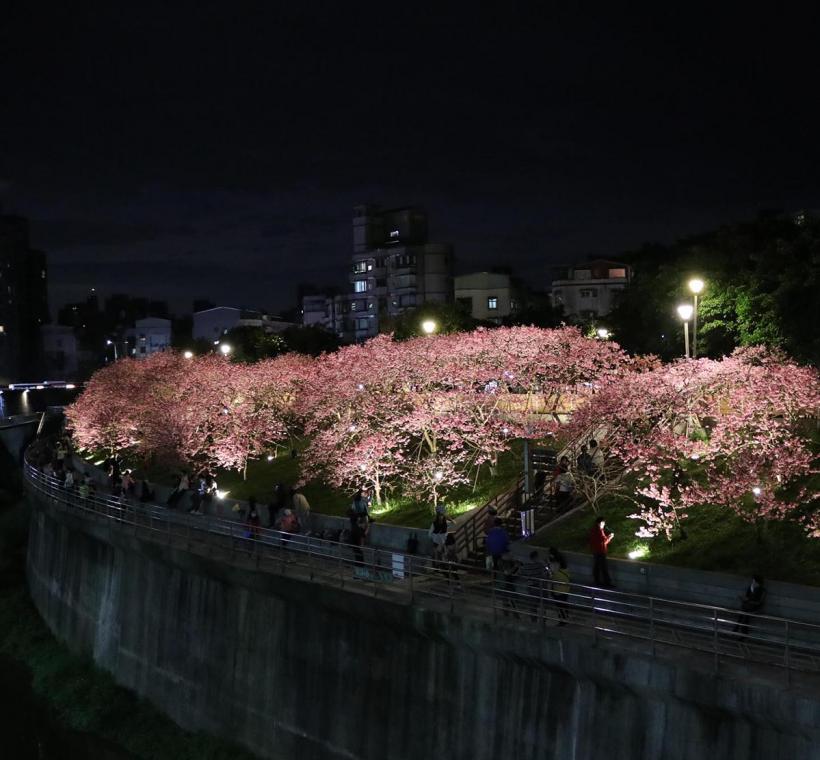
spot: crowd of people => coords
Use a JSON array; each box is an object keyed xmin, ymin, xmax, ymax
[{"xmin": 30, "ymin": 432, "xmax": 768, "ymax": 636}]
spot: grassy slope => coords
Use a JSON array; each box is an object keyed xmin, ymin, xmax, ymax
[
  {"xmin": 0, "ymin": 501, "xmax": 259, "ymax": 759},
  {"xmin": 126, "ymin": 442, "xmax": 524, "ymax": 529},
  {"xmin": 534, "ymin": 494, "xmax": 820, "ymax": 587}
]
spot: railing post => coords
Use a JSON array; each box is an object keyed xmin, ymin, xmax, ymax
[
  {"xmin": 649, "ymin": 597, "xmax": 656, "ymax": 657},
  {"xmin": 408, "ymin": 556, "xmax": 414, "ymax": 602},
  {"xmin": 713, "ymin": 608, "xmax": 719, "ymax": 673},
  {"xmin": 491, "ymin": 567, "xmax": 497, "ymax": 622},
  {"xmin": 785, "ymin": 621, "xmax": 791, "ymax": 686}
]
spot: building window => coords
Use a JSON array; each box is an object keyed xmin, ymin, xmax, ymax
[
  {"xmin": 510, "ymin": 298, "xmax": 518, "ymax": 311},
  {"xmin": 356, "ymin": 318, "xmax": 370, "ymax": 330},
  {"xmin": 353, "ymin": 261, "xmax": 368, "ymax": 274},
  {"xmin": 350, "ymin": 301, "xmax": 358, "ymax": 311},
  {"xmin": 608, "ymin": 268, "xmax": 626, "ymax": 278},
  {"xmin": 579, "ymin": 288, "xmax": 598, "ymax": 298},
  {"xmin": 389, "ymin": 230, "xmax": 400, "ymax": 239},
  {"xmin": 354, "ymin": 280, "xmax": 368, "ymax": 293},
  {"xmin": 487, "ymin": 297, "xmax": 498, "ymax": 310}
]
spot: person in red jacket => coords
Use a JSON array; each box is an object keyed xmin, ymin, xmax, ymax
[{"xmin": 588, "ymin": 517, "xmax": 615, "ymax": 588}]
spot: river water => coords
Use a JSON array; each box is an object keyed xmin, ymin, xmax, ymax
[{"xmin": 0, "ymin": 388, "xmax": 78, "ymax": 418}]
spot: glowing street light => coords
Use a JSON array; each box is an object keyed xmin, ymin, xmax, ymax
[
  {"xmin": 219, "ymin": 343, "xmax": 232, "ymax": 356},
  {"xmin": 421, "ymin": 319, "xmax": 437, "ymax": 335},
  {"xmin": 105, "ymin": 339, "xmax": 118, "ymax": 360},
  {"xmin": 596, "ymin": 328, "xmax": 610, "ymax": 340},
  {"xmin": 183, "ymin": 350, "xmax": 194, "ymax": 359},
  {"xmin": 677, "ymin": 303, "xmax": 693, "ymax": 358},
  {"xmin": 688, "ymin": 278, "xmax": 705, "ymax": 358}
]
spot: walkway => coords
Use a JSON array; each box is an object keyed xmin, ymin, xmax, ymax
[{"xmin": 23, "ymin": 461, "xmax": 820, "ymax": 688}]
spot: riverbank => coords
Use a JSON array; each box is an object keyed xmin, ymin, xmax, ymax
[{"xmin": 0, "ymin": 498, "xmax": 259, "ymax": 760}]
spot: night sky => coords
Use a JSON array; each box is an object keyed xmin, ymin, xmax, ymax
[{"xmin": 3, "ymin": 4, "xmax": 819, "ymax": 315}]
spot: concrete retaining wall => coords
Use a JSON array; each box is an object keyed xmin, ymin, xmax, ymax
[{"xmin": 25, "ymin": 490, "xmax": 820, "ymax": 760}]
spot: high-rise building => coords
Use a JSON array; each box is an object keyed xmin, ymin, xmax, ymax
[
  {"xmin": 304, "ymin": 205, "xmax": 454, "ymax": 341},
  {"xmin": 0, "ymin": 214, "xmax": 49, "ymax": 383}
]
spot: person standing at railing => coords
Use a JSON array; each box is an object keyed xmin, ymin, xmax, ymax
[
  {"xmin": 520, "ymin": 550, "xmax": 550, "ymax": 622},
  {"xmin": 245, "ymin": 499, "xmax": 261, "ymax": 542},
  {"xmin": 589, "ymin": 517, "xmax": 615, "ymax": 588},
  {"xmin": 548, "ymin": 547, "xmax": 571, "ymax": 625},
  {"xmin": 733, "ymin": 575, "xmax": 766, "ymax": 640},
  {"xmin": 292, "ymin": 481, "xmax": 311, "ymax": 532},
  {"xmin": 429, "ymin": 512, "xmax": 450, "ymax": 563},
  {"xmin": 64, "ymin": 468, "xmax": 75, "ymax": 491}
]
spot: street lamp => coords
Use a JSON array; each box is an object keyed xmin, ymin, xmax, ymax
[
  {"xmin": 596, "ymin": 328, "xmax": 610, "ymax": 340},
  {"xmin": 677, "ymin": 304, "xmax": 693, "ymax": 358},
  {"xmin": 688, "ymin": 278, "xmax": 704, "ymax": 358},
  {"xmin": 183, "ymin": 350, "xmax": 194, "ymax": 359},
  {"xmin": 219, "ymin": 343, "xmax": 232, "ymax": 356},
  {"xmin": 421, "ymin": 319, "xmax": 437, "ymax": 335},
  {"xmin": 106, "ymin": 339, "xmax": 118, "ymax": 360}
]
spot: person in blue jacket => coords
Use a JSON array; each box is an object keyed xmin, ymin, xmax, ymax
[{"xmin": 485, "ymin": 517, "xmax": 510, "ymax": 571}]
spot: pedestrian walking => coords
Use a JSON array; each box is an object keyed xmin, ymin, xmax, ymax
[
  {"xmin": 485, "ymin": 517, "xmax": 510, "ymax": 571},
  {"xmin": 553, "ymin": 457, "xmax": 575, "ymax": 510},
  {"xmin": 589, "ymin": 517, "xmax": 615, "ymax": 588}
]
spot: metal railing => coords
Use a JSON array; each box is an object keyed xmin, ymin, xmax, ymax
[
  {"xmin": 23, "ymin": 461, "xmax": 820, "ymax": 682},
  {"xmin": 453, "ymin": 475, "xmax": 524, "ymax": 558}
]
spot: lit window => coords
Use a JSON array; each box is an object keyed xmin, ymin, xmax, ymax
[
  {"xmin": 354, "ymin": 280, "xmax": 368, "ymax": 293},
  {"xmin": 389, "ymin": 230, "xmax": 399, "ymax": 238},
  {"xmin": 487, "ymin": 297, "xmax": 498, "ymax": 310},
  {"xmin": 0, "ymin": 325, "xmax": 4, "ymax": 333},
  {"xmin": 353, "ymin": 261, "xmax": 367, "ymax": 274},
  {"xmin": 608, "ymin": 268, "xmax": 626, "ymax": 278}
]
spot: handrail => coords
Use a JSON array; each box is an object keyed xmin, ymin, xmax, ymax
[
  {"xmin": 453, "ymin": 474, "xmax": 524, "ymax": 558},
  {"xmin": 23, "ymin": 461, "xmax": 820, "ymax": 681}
]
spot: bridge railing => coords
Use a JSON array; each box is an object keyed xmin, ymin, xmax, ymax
[{"xmin": 23, "ymin": 461, "xmax": 820, "ymax": 682}]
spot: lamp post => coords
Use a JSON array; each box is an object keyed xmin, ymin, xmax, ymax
[
  {"xmin": 106, "ymin": 339, "xmax": 118, "ymax": 361},
  {"xmin": 688, "ymin": 278, "xmax": 704, "ymax": 358},
  {"xmin": 677, "ymin": 304, "xmax": 693, "ymax": 358}
]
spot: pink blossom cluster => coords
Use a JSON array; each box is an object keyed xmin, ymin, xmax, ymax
[{"xmin": 566, "ymin": 348, "xmax": 820, "ymax": 539}]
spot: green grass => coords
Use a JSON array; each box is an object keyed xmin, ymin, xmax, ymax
[
  {"xmin": 534, "ymin": 494, "xmax": 820, "ymax": 587},
  {"xmin": 85, "ymin": 442, "xmax": 524, "ymax": 529},
  {"xmin": 0, "ymin": 500, "xmax": 259, "ymax": 759}
]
